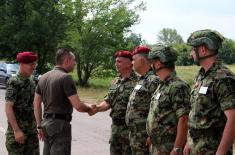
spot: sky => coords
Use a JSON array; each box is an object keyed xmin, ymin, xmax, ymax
[{"xmin": 130, "ymin": 0, "xmax": 235, "ymax": 44}]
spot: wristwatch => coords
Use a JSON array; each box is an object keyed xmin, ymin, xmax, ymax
[{"xmin": 174, "ymin": 147, "xmax": 182, "ymax": 155}]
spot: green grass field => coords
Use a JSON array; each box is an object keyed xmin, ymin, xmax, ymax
[{"xmin": 74, "ymin": 64, "xmax": 235, "ymax": 102}]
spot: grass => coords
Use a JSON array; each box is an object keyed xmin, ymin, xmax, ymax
[{"xmin": 72, "ymin": 64, "xmax": 235, "ymax": 101}]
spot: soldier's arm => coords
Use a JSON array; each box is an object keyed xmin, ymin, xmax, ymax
[
  {"xmin": 216, "ymin": 109, "xmax": 235, "ymax": 155},
  {"xmin": 5, "ymin": 101, "xmax": 20, "ymax": 132},
  {"xmin": 215, "ymin": 78, "xmax": 235, "ymax": 154},
  {"xmin": 97, "ymin": 101, "xmax": 110, "ymax": 112},
  {"xmin": 34, "ymin": 93, "xmax": 45, "ymax": 141},
  {"xmin": 33, "ymin": 93, "xmax": 43, "ymax": 128},
  {"xmin": 5, "ymin": 101, "xmax": 25, "ymax": 144},
  {"xmin": 172, "ymin": 115, "xmax": 188, "ymax": 153}
]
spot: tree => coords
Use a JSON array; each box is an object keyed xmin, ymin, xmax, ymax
[
  {"xmin": 157, "ymin": 28, "xmax": 183, "ymax": 46},
  {"xmin": 174, "ymin": 43, "xmax": 193, "ymax": 66},
  {"xmin": 219, "ymin": 38, "xmax": 235, "ymax": 64},
  {"xmin": 124, "ymin": 33, "xmax": 143, "ymax": 51},
  {"xmin": 60, "ymin": 0, "xmax": 145, "ymax": 86},
  {"xmin": 0, "ymin": 0, "xmax": 67, "ymax": 72}
]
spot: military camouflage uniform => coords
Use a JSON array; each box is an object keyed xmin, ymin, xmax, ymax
[
  {"xmin": 146, "ymin": 71, "xmax": 190, "ymax": 155},
  {"xmin": 188, "ymin": 62, "xmax": 235, "ymax": 155},
  {"xmin": 187, "ymin": 29, "xmax": 235, "ymax": 155},
  {"xmin": 126, "ymin": 70, "xmax": 159, "ymax": 155},
  {"xmin": 104, "ymin": 72, "xmax": 137, "ymax": 155},
  {"xmin": 5, "ymin": 73, "xmax": 39, "ymax": 155}
]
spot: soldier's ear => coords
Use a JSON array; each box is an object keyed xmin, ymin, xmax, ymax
[{"xmin": 200, "ymin": 45, "xmax": 208, "ymax": 56}]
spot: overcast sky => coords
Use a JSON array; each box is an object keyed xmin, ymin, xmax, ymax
[{"xmin": 131, "ymin": 0, "xmax": 235, "ymax": 44}]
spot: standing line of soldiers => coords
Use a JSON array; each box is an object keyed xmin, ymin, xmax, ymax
[{"xmin": 4, "ymin": 29, "xmax": 235, "ymax": 155}]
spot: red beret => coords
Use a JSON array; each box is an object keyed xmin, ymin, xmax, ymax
[
  {"xmin": 114, "ymin": 50, "xmax": 132, "ymax": 60},
  {"xmin": 132, "ymin": 46, "xmax": 151, "ymax": 56},
  {"xmin": 16, "ymin": 51, "xmax": 38, "ymax": 63}
]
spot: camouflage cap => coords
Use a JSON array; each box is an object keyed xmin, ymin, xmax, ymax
[
  {"xmin": 187, "ymin": 29, "xmax": 224, "ymax": 50},
  {"xmin": 148, "ymin": 45, "xmax": 177, "ymax": 63}
]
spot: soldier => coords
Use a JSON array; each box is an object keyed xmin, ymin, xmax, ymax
[
  {"xmin": 147, "ymin": 45, "xmax": 190, "ymax": 155},
  {"xmin": 184, "ymin": 29, "xmax": 235, "ymax": 155},
  {"xmin": 92, "ymin": 50, "xmax": 137, "ymax": 155},
  {"xmin": 33, "ymin": 48, "xmax": 94, "ymax": 155},
  {"xmin": 125, "ymin": 46, "xmax": 159, "ymax": 155},
  {"xmin": 5, "ymin": 52, "xmax": 39, "ymax": 155}
]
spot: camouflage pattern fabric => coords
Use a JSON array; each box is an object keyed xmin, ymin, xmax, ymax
[
  {"xmin": 126, "ymin": 70, "xmax": 159, "ymax": 155},
  {"xmin": 104, "ymin": 71, "xmax": 138, "ymax": 155},
  {"xmin": 5, "ymin": 73, "xmax": 39, "ymax": 155},
  {"xmin": 188, "ymin": 62, "xmax": 235, "ymax": 155},
  {"xmin": 146, "ymin": 71, "xmax": 190, "ymax": 155}
]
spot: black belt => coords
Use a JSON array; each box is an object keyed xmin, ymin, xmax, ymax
[{"xmin": 43, "ymin": 113, "xmax": 72, "ymax": 121}]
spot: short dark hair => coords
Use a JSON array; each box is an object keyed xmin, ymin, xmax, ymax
[{"xmin": 56, "ymin": 48, "xmax": 72, "ymax": 65}]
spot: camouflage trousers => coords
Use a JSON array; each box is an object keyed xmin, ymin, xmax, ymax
[
  {"xmin": 5, "ymin": 130, "xmax": 39, "ymax": 155},
  {"xmin": 110, "ymin": 124, "xmax": 131, "ymax": 155},
  {"xmin": 188, "ymin": 135, "xmax": 233, "ymax": 155},
  {"xmin": 129, "ymin": 129, "xmax": 149, "ymax": 155},
  {"xmin": 150, "ymin": 135, "xmax": 175, "ymax": 155},
  {"xmin": 150, "ymin": 142, "xmax": 173, "ymax": 155},
  {"xmin": 42, "ymin": 119, "xmax": 71, "ymax": 155}
]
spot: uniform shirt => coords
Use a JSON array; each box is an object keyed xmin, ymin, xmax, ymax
[
  {"xmin": 189, "ymin": 62, "xmax": 235, "ymax": 129},
  {"xmin": 5, "ymin": 73, "xmax": 36, "ymax": 132},
  {"xmin": 126, "ymin": 70, "xmax": 159, "ymax": 127},
  {"xmin": 36, "ymin": 67, "xmax": 77, "ymax": 114},
  {"xmin": 147, "ymin": 71, "xmax": 190, "ymax": 137},
  {"xmin": 104, "ymin": 72, "xmax": 137, "ymax": 123}
]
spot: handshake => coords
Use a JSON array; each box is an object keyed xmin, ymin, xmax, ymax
[
  {"xmin": 87, "ymin": 104, "xmax": 99, "ymax": 116},
  {"xmin": 83, "ymin": 101, "xmax": 109, "ymax": 116}
]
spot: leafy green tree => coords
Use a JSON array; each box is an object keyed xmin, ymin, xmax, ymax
[
  {"xmin": 0, "ymin": 0, "xmax": 67, "ymax": 72},
  {"xmin": 60, "ymin": 0, "xmax": 145, "ymax": 86},
  {"xmin": 157, "ymin": 28, "xmax": 183, "ymax": 46},
  {"xmin": 219, "ymin": 39, "xmax": 235, "ymax": 64},
  {"xmin": 124, "ymin": 33, "xmax": 142, "ymax": 50},
  {"xmin": 174, "ymin": 43, "xmax": 193, "ymax": 66}
]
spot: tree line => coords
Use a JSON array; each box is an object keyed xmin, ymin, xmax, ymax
[
  {"xmin": 155, "ymin": 28, "xmax": 235, "ymax": 66},
  {"xmin": 0, "ymin": 1, "xmax": 234, "ymax": 86}
]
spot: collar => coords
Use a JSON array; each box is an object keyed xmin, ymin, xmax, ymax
[
  {"xmin": 161, "ymin": 71, "xmax": 177, "ymax": 84},
  {"xmin": 198, "ymin": 62, "xmax": 220, "ymax": 78},
  {"xmin": 54, "ymin": 66, "xmax": 68, "ymax": 73},
  {"xmin": 16, "ymin": 72, "xmax": 30, "ymax": 81},
  {"xmin": 119, "ymin": 71, "xmax": 137, "ymax": 82},
  {"xmin": 139, "ymin": 69, "xmax": 154, "ymax": 80}
]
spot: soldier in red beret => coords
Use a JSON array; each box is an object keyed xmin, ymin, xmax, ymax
[
  {"xmin": 91, "ymin": 50, "xmax": 138, "ymax": 155},
  {"xmin": 126, "ymin": 45, "xmax": 159, "ymax": 155},
  {"xmin": 5, "ymin": 51, "xmax": 40, "ymax": 154}
]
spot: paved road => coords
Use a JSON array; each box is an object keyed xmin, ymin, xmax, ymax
[{"xmin": 0, "ymin": 87, "xmax": 111, "ymax": 155}]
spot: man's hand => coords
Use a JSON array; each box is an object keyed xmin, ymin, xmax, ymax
[
  {"xmin": 88, "ymin": 104, "xmax": 98, "ymax": 116},
  {"xmin": 183, "ymin": 143, "xmax": 190, "ymax": 155},
  {"xmin": 170, "ymin": 150, "xmax": 178, "ymax": 155},
  {"xmin": 14, "ymin": 129, "xmax": 25, "ymax": 144},
  {"xmin": 37, "ymin": 128, "xmax": 45, "ymax": 141}
]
